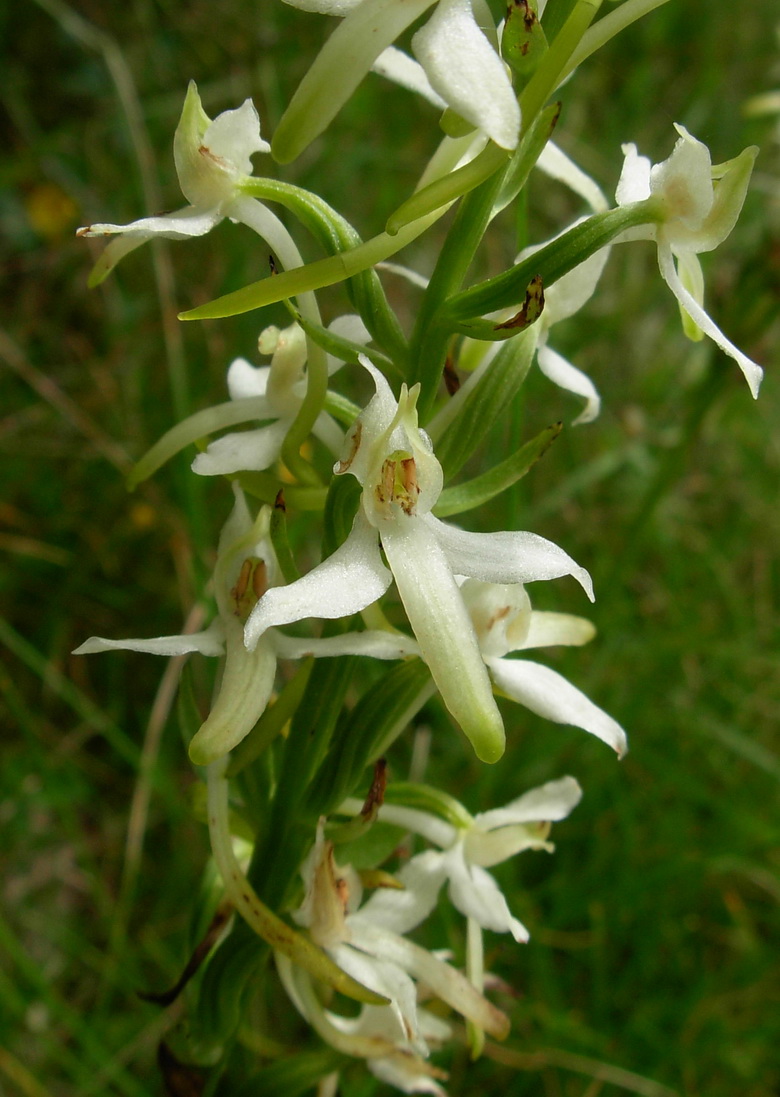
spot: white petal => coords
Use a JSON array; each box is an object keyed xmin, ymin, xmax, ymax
[
  {"xmin": 191, "ymin": 420, "xmax": 289, "ymax": 476},
  {"xmin": 650, "ymin": 125, "xmax": 713, "ymax": 231},
  {"xmin": 536, "ymin": 343, "xmax": 601, "ymax": 425},
  {"xmin": 425, "ymin": 514, "xmax": 594, "ymax": 601},
  {"xmin": 369, "ymin": 1055, "xmax": 448, "ymax": 1097},
  {"xmin": 656, "ymin": 243, "xmax": 763, "ymax": 398},
  {"xmin": 537, "ymin": 141, "xmax": 608, "ymax": 213},
  {"xmin": 226, "ymin": 358, "xmax": 270, "ymax": 399},
  {"xmin": 519, "ymin": 611, "xmax": 596, "ymax": 650},
  {"xmin": 542, "ymin": 246, "xmax": 610, "ymax": 326},
  {"xmin": 336, "ymin": 355, "xmax": 401, "ymax": 486},
  {"xmin": 381, "ymin": 519, "xmax": 505, "ymax": 764},
  {"xmin": 615, "ymin": 142, "xmax": 652, "ymax": 205},
  {"xmin": 272, "ymin": 628, "xmax": 419, "ymax": 661},
  {"xmin": 487, "ymin": 656, "xmax": 627, "ymax": 756},
  {"xmin": 79, "ymin": 205, "xmax": 222, "ymax": 240},
  {"xmin": 358, "ymin": 851, "xmax": 449, "ymax": 935},
  {"xmin": 73, "ymin": 623, "xmax": 224, "ymax": 658},
  {"xmin": 202, "ymin": 99, "xmax": 270, "ymax": 174},
  {"xmin": 312, "ymin": 410, "xmax": 345, "ymax": 457},
  {"xmin": 366, "ymin": 803, "xmax": 457, "ymax": 849},
  {"xmin": 327, "ymin": 313, "xmax": 373, "ymax": 375},
  {"xmin": 475, "ymin": 776, "xmax": 582, "ymax": 829},
  {"xmin": 282, "ymin": 0, "xmax": 363, "ymax": 11},
  {"xmin": 330, "ymin": 940, "xmax": 425, "ymax": 1054},
  {"xmin": 372, "ymin": 46, "xmax": 447, "ymax": 109},
  {"xmin": 376, "ymin": 261, "xmax": 431, "ymax": 291},
  {"xmin": 243, "ymin": 511, "xmax": 392, "ymax": 649},
  {"xmin": 273, "ymin": 0, "xmax": 438, "ymax": 163},
  {"xmin": 444, "ymin": 845, "xmax": 528, "ymax": 941},
  {"xmin": 412, "ymin": 0, "xmax": 520, "ymax": 150}
]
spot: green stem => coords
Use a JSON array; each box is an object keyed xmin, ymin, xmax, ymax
[{"xmin": 410, "ymin": 167, "xmax": 511, "ymax": 419}]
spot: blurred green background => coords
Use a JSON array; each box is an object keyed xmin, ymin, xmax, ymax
[{"xmin": 1, "ymin": 1, "xmax": 779, "ymax": 1095}]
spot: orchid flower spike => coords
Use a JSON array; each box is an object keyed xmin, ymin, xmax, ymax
[
  {"xmin": 616, "ymin": 124, "xmax": 763, "ymax": 398},
  {"xmin": 274, "ymin": 0, "xmax": 520, "ymax": 162},
  {"xmin": 73, "ymin": 487, "xmax": 420, "ymax": 765},
  {"xmin": 77, "ymin": 82, "xmax": 272, "ymax": 285},
  {"xmin": 244, "ymin": 357, "xmax": 593, "ymax": 764}
]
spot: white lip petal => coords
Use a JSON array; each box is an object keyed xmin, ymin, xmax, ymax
[
  {"xmin": 487, "ymin": 656, "xmax": 628, "ymax": 756},
  {"xmin": 536, "ymin": 343, "xmax": 601, "ymax": 425},
  {"xmin": 73, "ymin": 624, "xmax": 225, "ymax": 658},
  {"xmin": 412, "ymin": 0, "xmax": 520, "ymax": 150},
  {"xmin": 656, "ymin": 243, "xmax": 763, "ymax": 398},
  {"xmin": 187, "ymin": 624, "xmax": 277, "ymax": 765},
  {"xmin": 191, "ymin": 419, "xmax": 290, "ymax": 476},
  {"xmin": 243, "ymin": 511, "xmax": 392, "ymax": 649},
  {"xmin": 381, "ymin": 519, "xmax": 505, "ymax": 764},
  {"xmin": 425, "ymin": 515, "xmax": 594, "ymax": 601}
]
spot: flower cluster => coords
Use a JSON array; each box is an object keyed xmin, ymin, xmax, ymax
[{"xmin": 73, "ymin": 1, "xmax": 764, "ymax": 1092}]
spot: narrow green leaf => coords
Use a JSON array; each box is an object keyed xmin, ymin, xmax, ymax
[
  {"xmin": 308, "ymin": 660, "xmax": 436, "ymax": 817},
  {"xmin": 435, "ymin": 421, "xmax": 562, "ymax": 516},
  {"xmin": 127, "ymin": 397, "xmax": 269, "ymax": 489},
  {"xmin": 431, "ymin": 329, "xmax": 537, "ymax": 480}
]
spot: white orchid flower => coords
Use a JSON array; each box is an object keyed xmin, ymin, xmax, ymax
[
  {"xmin": 77, "ymin": 82, "xmax": 289, "ymax": 285},
  {"xmin": 244, "ymin": 358, "xmax": 593, "ymax": 764},
  {"xmin": 615, "ymin": 124, "xmax": 762, "ymax": 398},
  {"xmin": 460, "ymin": 577, "xmax": 627, "ymax": 756},
  {"xmin": 191, "ymin": 317, "xmax": 368, "ymax": 476},
  {"xmin": 341, "ymin": 775, "xmax": 581, "ymax": 1054},
  {"xmin": 288, "ymin": 821, "xmax": 510, "ymax": 1053},
  {"xmin": 344, "ymin": 776, "xmax": 582, "ymax": 946},
  {"xmin": 73, "ymin": 488, "xmax": 419, "ymax": 765},
  {"xmin": 274, "ymin": 0, "xmax": 520, "ymax": 161}
]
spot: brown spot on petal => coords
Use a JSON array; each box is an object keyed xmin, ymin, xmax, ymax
[{"xmin": 335, "ymin": 421, "xmax": 362, "ymax": 474}]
